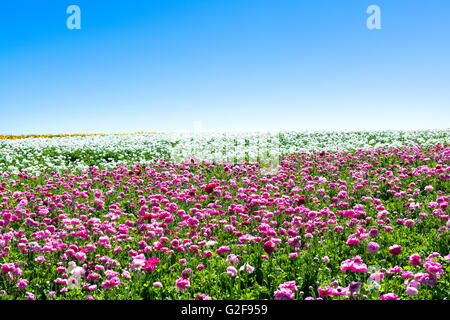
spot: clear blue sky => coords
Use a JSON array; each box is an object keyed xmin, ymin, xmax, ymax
[{"xmin": 0, "ymin": 0, "xmax": 449, "ymax": 134}]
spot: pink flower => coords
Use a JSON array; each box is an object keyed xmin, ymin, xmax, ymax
[
  {"xmin": 181, "ymin": 268, "xmax": 193, "ymax": 279},
  {"xmin": 409, "ymin": 254, "xmax": 422, "ymax": 266},
  {"xmin": 226, "ymin": 266, "xmax": 237, "ymax": 277},
  {"xmin": 143, "ymin": 257, "xmax": 160, "ymax": 272},
  {"xmin": 388, "ymin": 244, "xmax": 402, "ymax": 255},
  {"xmin": 74, "ymin": 251, "xmax": 86, "ymax": 262},
  {"xmin": 404, "ymin": 219, "xmax": 415, "ymax": 228},
  {"xmin": 215, "ymin": 246, "xmax": 230, "ymax": 255},
  {"xmin": 226, "ymin": 254, "xmax": 241, "ymax": 266},
  {"xmin": 274, "ymin": 288, "xmax": 295, "ymax": 300},
  {"xmin": 153, "ymin": 282, "xmax": 163, "ymax": 287},
  {"xmin": 346, "ymin": 236, "xmax": 360, "ymax": 246},
  {"xmin": 340, "ymin": 256, "xmax": 367, "ymax": 273},
  {"xmin": 367, "ymin": 242, "xmax": 380, "ymax": 254},
  {"xmin": 380, "ymin": 293, "xmax": 399, "ymax": 300},
  {"xmin": 402, "ymin": 271, "xmax": 414, "ymax": 279},
  {"xmin": 1, "ymin": 263, "xmax": 15, "ymax": 274},
  {"xmin": 279, "ymin": 281, "xmax": 298, "ymax": 292},
  {"xmin": 263, "ymin": 240, "xmax": 276, "ymax": 255},
  {"xmin": 98, "ymin": 236, "xmax": 110, "ymax": 245},
  {"xmin": 331, "ymin": 286, "xmax": 350, "ymax": 296},
  {"xmin": 35, "ymin": 256, "xmax": 46, "ymax": 263},
  {"xmin": 175, "ymin": 277, "xmax": 190, "ymax": 291},
  {"xmin": 16, "ymin": 278, "xmax": 28, "ymax": 290},
  {"xmin": 423, "ymin": 261, "xmax": 443, "ymax": 274},
  {"xmin": 195, "ymin": 293, "xmax": 212, "ymax": 300},
  {"xmin": 370, "ymin": 272, "xmax": 384, "ymax": 282},
  {"xmin": 318, "ymin": 286, "xmax": 333, "ymax": 298},
  {"xmin": 239, "ymin": 263, "xmax": 255, "ymax": 274},
  {"xmin": 197, "ymin": 264, "xmax": 205, "ymax": 271},
  {"xmin": 406, "ymin": 286, "xmax": 418, "ymax": 296}
]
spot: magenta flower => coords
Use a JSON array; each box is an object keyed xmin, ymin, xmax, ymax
[
  {"xmin": 340, "ymin": 256, "xmax": 367, "ymax": 273},
  {"xmin": 409, "ymin": 254, "xmax": 422, "ymax": 266},
  {"xmin": 423, "ymin": 261, "xmax": 443, "ymax": 274},
  {"xmin": 16, "ymin": 278, "xmax": 28, "ymax": 290},
  {"xmin": 279, "ymin": 281, "xmax": 298, "ymax": 292},
  {"xmin": 367, "ymin": 242, "xmax": 380, "ymax": 254},
  {"xmin": 380, "ymin": 293, "xmax": 399, "ymax": 300},
  {"xmin": 143, "ymin": 257, "xmax": 160, "ymax": 273},
  {"xmin": 274, "ymin": 288, "xmax": 295, "ymax": 300},
  {"xmin": 215, "ymin": 246, "xmax": 230, "ymax": 255},
  {"xmin": 263, "ymin": 240, "xmax": 276, "ymax": 255},
  {"xmin": 197, "ymin": 264, "xmax": 205, "ymax": 271},
  {"xmin": 388, "ymin": 244, "xmax": 402, "ymax": 255},
  {"xmin": 175, "ymin": 277, "xmax": 190, "ymax": 292}
]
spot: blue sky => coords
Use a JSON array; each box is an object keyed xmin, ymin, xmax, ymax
[{"xmin": 0, "ymin": 0, "xmax": 449, "ymax": 134}]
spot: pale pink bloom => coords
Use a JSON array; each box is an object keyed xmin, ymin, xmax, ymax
[
  {"xmin": 226, "ymin": 254, "xmax": 241, "ymax": 266},
  {"xmin": 227, "ymin": 266, "xmax": 237, "ymax": 277},
  {"xmin": 406, "ymin": 286, "xmax": 418, "ymax": 295},
  {"xmin": 35, "ymin": 256, "xmax": 46, "ymax": 263},
  {"xmin": 239, "ymin": 263, "xmax": 255, "ymax": 274}
]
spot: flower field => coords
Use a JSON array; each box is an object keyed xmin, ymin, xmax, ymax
[{"xmin": 0, "ymin": 130, "xmax": 449, "ymax": 300}]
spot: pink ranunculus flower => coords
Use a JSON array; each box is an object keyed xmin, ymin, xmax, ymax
[
  {"xmin": 380, "ymin": 293, "xmax": 399, "ymax": 300},
  {"xmin": 226, "ymin": 266, "xmax": 237, "ymax": 277},
  {"xmin": 409, "ymin": 254, "xmax": 422, "ymax": 266},
  {"xmin": 239, "ymin": 263, "xmax": 255, "ymax": 274},
  {"xmin": 263, "ymin": 240, "xmax": 276, "ymax": 255},
  {"xmin": 406, "ymin": 286, "xmax": 418, "ymax": 296},
  {"xmin": 175, "ymin": 277, "xmax": 190, "ymax": 291},
  {"xmin": 388, "ymin": 244, "xmax": 402, "ymax": 255},
  {"xmin": 274, "ymin": 288, "xmax": 294, "ymax": 300},
  {"xmin": 367, "ymin": 242, "xmax": 380, "ymax": 254},
  {"xmin": 279, "ymin": 281, "xmax": 298, "ymax": 292}
]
